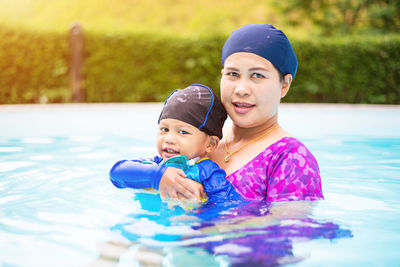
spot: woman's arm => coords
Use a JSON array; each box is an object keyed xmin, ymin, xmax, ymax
[
  {"xmin": 159, "ymin": 168, "xmax": 206, "ymax": 201},
  {"xmin": 267, "ymin": 139, "xmax": 324, "ymax": 202}
]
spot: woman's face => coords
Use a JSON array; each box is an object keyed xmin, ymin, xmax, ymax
[{"xmin": 220, "ymin": 52, "xmax": 290, "ymax": 129}]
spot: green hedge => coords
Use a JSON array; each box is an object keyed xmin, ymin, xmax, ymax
[
  {"xmin": 0, "ymin": 27, "xmax": 70, "ymax": 104},
  {"xmin": 83, "ymin": 33, "xmax": 225, "ymax": 102},
  {"xmin": 288, "ymin": 36, "xmax": 400, "ymax": 104},
  {"xmin": 1, "ymin": 26, "xmax": 399, "ymax": 104}
]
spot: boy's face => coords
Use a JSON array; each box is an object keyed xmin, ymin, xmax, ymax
[{"xmin": 157, "ymin": 118, "xmax": 213, "ymax": 160}]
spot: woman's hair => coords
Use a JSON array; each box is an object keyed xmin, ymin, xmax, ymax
[{"xmin": 275, "ymin": 67, "xmax": 284, "ymax": 84}]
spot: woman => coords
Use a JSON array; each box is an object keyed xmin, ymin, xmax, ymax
[
  {"xmin": 100, "ymin": 24, "xmax": 325, "ymax": 266},
  {"xmin": 159, "ymin": 24, "xmax": 323, "ymax": 202}
]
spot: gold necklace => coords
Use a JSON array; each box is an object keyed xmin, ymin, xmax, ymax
[{"xmin": 224, "ymin": 125, "xmax": 280, "ymax": 162}]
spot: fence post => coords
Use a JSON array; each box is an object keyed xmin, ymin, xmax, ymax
[{"xmin": 70, "ymin": 23, "xmax": 85, "ymax": 102}]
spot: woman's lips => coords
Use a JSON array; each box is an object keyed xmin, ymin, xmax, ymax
[{"xmin": 233, "ymin": 102, "xmax": 255, "ymax": 114}]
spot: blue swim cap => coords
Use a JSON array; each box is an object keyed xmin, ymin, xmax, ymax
[{"xmin": 222, "ymin": 24, "xmax": 298, "ymax": 79}]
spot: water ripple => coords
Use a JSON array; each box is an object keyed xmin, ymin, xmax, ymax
[
  {"xmin": 0, "ymin": 146, "xmax": 24, "ymax": 152},
  {"xmin": 22, "ymin": 137, "xmax": 54, "ymax": 144},
  {"xmin": 0, "ymin": 161, "xmax": 36, "ymax": 172}
]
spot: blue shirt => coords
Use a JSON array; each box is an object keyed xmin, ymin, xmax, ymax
[{"xmin": 109, "ymin": 155, "xmax": 242, "ymax": 202}]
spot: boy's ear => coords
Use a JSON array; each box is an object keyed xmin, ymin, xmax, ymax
[{"xmin": 206, "ymin": 136, "xmax": 220, "ymax": 153}]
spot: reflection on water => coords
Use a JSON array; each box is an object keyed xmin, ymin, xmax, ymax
[{"xmin": 106, "ymin": 192, "xmax": 353, "ymax": 266}]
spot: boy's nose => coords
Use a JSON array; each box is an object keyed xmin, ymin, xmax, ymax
[{"xmin": 165, "ymin": 133, "xmax": 177, "ymax": 144}]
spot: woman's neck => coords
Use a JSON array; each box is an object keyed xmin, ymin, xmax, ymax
[{"xmin": 230, "ymin": 118, "xmax": 280, "ymax": 142}]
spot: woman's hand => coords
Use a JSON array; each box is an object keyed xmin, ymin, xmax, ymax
[{"xmin": 159, "ymin": 167, "xmax": 206, "ymax": 202}]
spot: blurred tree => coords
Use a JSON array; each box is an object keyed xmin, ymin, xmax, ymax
[{"xmin": 275, "ymin": 0, "xmax": 400, "ymax": 36}]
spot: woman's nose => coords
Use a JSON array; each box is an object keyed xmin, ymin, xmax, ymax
[{"xmin": 234, "ymin": 79, "xmax": 251, "ymax": 96}]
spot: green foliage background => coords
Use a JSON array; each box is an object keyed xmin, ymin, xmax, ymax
[
  {"xmin": 0, "ymin": 28, "xmax": 70, "ymax": 103},
  {"xmin": 83, "ymin": 33, "xmax": 225, "ymax": 102},
  {"xmin": 0, "ymin": 0, "xmax": 399, "ymax": 104},
  {"xmin": 0, "ymin": 0, "xmax": 283, "ymax": 37}
]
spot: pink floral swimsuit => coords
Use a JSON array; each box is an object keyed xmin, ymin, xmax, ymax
[{"xmin": 226, "ymin": 137, "xmax": 324, "ymax": 201}]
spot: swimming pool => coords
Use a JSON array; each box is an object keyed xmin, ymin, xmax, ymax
[{"xmin": 1, "ymin": 103, "xmax": 399, "ymax": 266}]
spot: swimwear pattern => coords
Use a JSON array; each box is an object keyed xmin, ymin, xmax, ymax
[{"xmin": 226, "ymin": 137, "xmax": 324, "ymax": 201}]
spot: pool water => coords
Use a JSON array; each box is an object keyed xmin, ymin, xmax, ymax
[{"xmin": 1, "ymin": 103, "xmax": 399, "ymax": 267}]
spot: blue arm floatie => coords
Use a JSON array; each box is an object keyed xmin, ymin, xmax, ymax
[
  {"xmin": 109, "ymin": 157, "xmax": 167, "ymax": 190},
  {"xmin": 110, "ymin": 155, "xmax": 243, "ymax": 202}
]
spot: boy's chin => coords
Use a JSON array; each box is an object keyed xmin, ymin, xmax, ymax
[{"xmin": 162, "ymin": 153, "xmax": 181, "ymax": 160}]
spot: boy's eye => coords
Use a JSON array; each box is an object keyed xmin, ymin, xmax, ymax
[
  {"xmin": 179, "ymin": 130, "xmax": 190, "ymax": 135},
  {"xmin": 160, "ymin": 127, "xmax": 169, "ymax": 132},
  {"xmin": 251, "ymin": 73, "xmax": 265, "ymax": 78}
]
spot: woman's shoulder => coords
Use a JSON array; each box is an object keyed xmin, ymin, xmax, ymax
[
  {"xmin": 265, "ymin": 136, "xmax": 305, "ymax": 152},
  {"xmin": 224, "ymin": 136, "xmax": 314, "ymax": 175},
  {"xmin": 260, "ymin": 136, "xmax": 320, "ymax": 180},
  {"xmin": 264, "ymin": 136, "xmax": 318, "ymax": 162}
]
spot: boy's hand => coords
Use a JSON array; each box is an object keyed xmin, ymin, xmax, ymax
[{"xmin": 159, "ymin": 167, "xmax": 206, "ymax": 202}]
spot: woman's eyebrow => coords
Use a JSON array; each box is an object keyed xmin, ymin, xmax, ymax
[
  {"xmin": 249, "ymin": 67, "xmax": 270, "ymax": 72},
  {"xmin": 224, "ymin": 66, "xmax": 271, "ymax": 72},
  {"xmin": 224, "ymin": 67, "xmax": 239, "ymax": 71}
]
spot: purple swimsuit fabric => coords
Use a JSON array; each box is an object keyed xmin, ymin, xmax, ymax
[{"xmin": 226, "ymin": 137, "xmax": 324, "ymax": 201}]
